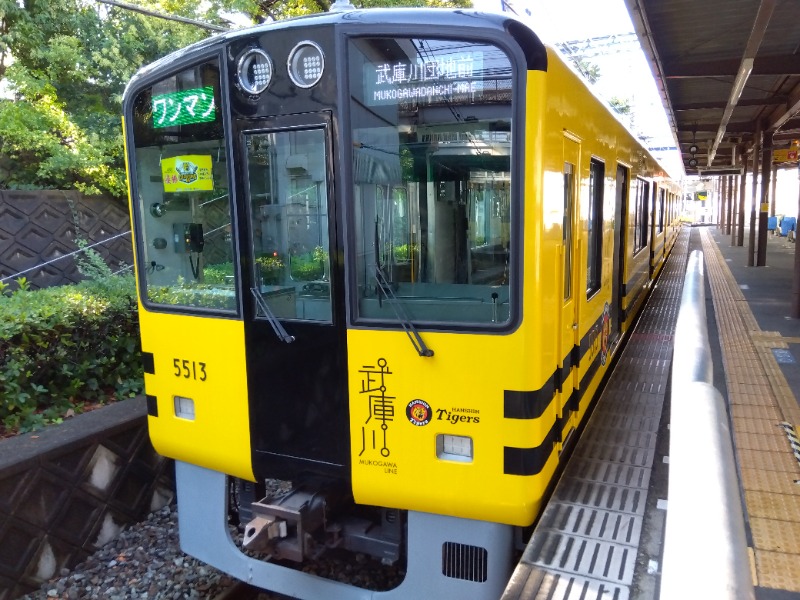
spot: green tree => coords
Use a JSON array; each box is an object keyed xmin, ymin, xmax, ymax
[
  {"xmin": 572, "ymin": 57, "xmax": 600, "ymax": 84},
  {"xmin": 608, "ymin": 96, "xmax": 632, "ymax": 116},
  {"xmin": 0, "ymin": 0, "xmax": 213, "ymax": 199},
  {"xmin": 0, "ymin": 0, "xmax": 469, "ymax": 198},
  {"xmin": 223, "ymin": 0, "xmax": 469, "ymax": 23}
]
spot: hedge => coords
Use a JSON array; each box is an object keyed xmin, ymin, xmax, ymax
[{"xmin": 0, "ymin": 275, "xmax": 143, "ymax": 433}]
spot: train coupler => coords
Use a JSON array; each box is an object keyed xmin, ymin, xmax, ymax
[
  {"xmin": 241, "ymin": 481, "xmax": 342, "ymax": 562},
  {"xmin": 241, "ymin": 514, "xmax": 287, "ymax": 552}
]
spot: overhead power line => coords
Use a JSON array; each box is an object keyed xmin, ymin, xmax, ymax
[
  {"xmin": 95, "ymin": 0, "xmax": 229, "ymax": 32},
  {"xmin": 556, "ymin": 32, "xmax": 640, "ymax": 60},
  {"xmin": 0, "ymin": 231, "xmax": 132, "ymax": 283}
]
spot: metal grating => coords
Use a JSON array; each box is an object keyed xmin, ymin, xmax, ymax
[
  {"xmin": 502, "ymin": 230, "xmax": 689, "ymax": 600},
  {"xmin": 441, "ymin": 541, "xmax": 488, "ymax": 582},
  {"xmin": 588, "ymin": 413, "xmax": 660, "ymax": 433},
  {"xmin": 504, "ymin": 567, "xmax": 630, "ymax": 600},
  {"xmin": 567, "ymin": 459, "xmax": 652, "ymax": 494},
  {"xmin": 524, "ymin": 530, "xmax": 637, "ymax": 583},
  {"xmin": 568, "ymin": 441, "xmax": 655, "ymax": 468},
  {"xmin": 556, "ymin": 479, "xmax": 648, "ymax": 515},
  {"xmin": 587, "ymin": 428, "xmax": 658, "ymax": 449},
  {"xmin": 537, "ymin": 503, "xmax": 643, "ymax": 545}
]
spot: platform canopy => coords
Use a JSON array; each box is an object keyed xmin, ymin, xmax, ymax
[{"xmin": 624, "ymin": 0, "xmax": 800, "ymax": 176}]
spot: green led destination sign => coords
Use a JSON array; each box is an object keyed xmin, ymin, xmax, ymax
[
  {"xmin": 365, "ymin": 52, "xmax": 485, "ymax": 107},
  {"xmin": 152, "ymin": 86, "xmax": 216, "ymax": 129}
]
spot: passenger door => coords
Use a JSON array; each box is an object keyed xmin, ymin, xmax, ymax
[
  {"xmin": 559, "ymin": 134, "xmax": 581, "ymax": 446},
  {"xmin": 612, "ymin": 164, "xmax": 629, "ymax": 345}
]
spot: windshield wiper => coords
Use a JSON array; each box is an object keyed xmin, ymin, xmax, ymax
[
  {"xmin": 374, "ymin": 266, "xmax": 433, "ymax": 358},
  {"xmin": 250, "ymin": 288, "xmax": 295, "ymax": 344}
]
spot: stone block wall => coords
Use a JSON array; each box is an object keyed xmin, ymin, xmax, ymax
[
  {"xmin": 0, "ymin": 190, "xmax": 133, "ymax": 289},
  {"xmin": 0, "ymin": 398, "xmax": 174, "ymax": 599}
]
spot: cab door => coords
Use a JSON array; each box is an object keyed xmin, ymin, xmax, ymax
[
  {"xmin": 238, "ymin": 113, "xmax": 349, "ymax": 479},
  {"xmin": 558, "ymin": 134, "xmax": 581, "ymax": 447}
]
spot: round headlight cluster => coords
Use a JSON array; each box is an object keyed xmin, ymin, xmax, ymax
[
  {"xmin": 288, "ymin": 42, "xmax": 325, "ymax": 88},
  {"xmin": 236, "ymin": 42, "xmax": 326, "ymax": 95},
  {"xmin": 237, "ymin": 49, "xmax": 274, "ymax": 95}
]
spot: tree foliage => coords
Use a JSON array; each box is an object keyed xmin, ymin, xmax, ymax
[
  {"xmin": 0, "ymin": 0, "xmax": 213, "ymax": 198},
  {"xmin": 608, "ymin": 96, "xmax": 632, "ymax": 116},
  {"xmin": 224, "ymin": 0, "xmax": 468, "ymax": 23},
  {"xmin": 572, "ymin": 57, "xmax": 600, "ymax": 85},
  {"xmin": 0, "ymin": 0, "xmax": 468, "ymax": 200}
]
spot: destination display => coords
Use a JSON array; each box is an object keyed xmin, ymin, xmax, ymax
[
  {"xmin": 364, "ymin": 51, "xmax": 484, "ymax": 106},
  {"xmin": 152, "ymin": 86, "xmax": 216, "ymax": 129}
]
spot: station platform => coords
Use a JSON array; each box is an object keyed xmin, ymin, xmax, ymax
[
  {"xmin": 704, "ymin": 225, "xmax": 800, "ymax": 596},
  {"xmin": 502, "ymin": 225, "xmax": 800, "ymax": 600}
]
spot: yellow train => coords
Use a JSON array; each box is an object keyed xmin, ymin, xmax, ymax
[{"xmin": 123, "ymin": 6, "xmax": 680, "ymax": 598}]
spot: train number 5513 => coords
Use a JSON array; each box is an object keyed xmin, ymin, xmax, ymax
[{"xmin": 173, "ymin": 358, "xmax": 207, "ymax": 381}]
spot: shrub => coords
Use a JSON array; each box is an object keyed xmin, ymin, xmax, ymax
[
  {"xmin": 203, "ymin": 261, "xmax": 234, "ymax": 284},
  {"xmin": 0, "ymin": 275, "xmax": 143, "ymax": 433}
]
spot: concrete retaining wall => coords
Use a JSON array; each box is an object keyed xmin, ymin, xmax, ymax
[
  {"xmin": 0, "ymin": 397, "xmax": 174, "ymax": 599},
  {"xmin": 0, "ymin": 190, "xmax": 134, "ymax": 290}
]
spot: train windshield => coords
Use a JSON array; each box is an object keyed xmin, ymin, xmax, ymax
[
  {"xmin": 348, "ymin": 37, "xmax": 513, "ymax": 326},
  {"xmin": 129, "ymin": 59, "xmax": 237, "ymax": 312}
]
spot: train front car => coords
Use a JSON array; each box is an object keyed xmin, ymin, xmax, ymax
[{"xmin": 123, "ymin": 8, "xmax": 613, "ymax": 599}]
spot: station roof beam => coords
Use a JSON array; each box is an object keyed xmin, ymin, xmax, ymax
[{"xmin": 624, "ymin": 0, "xmax": 800, "ymax": 174}]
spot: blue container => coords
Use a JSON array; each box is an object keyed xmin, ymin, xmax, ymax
[{"xmin": 781, "ymin": 217, "xmax": 796, "ymax": 236}]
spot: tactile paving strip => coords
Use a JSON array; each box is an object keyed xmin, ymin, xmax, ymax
[
  {"xmin": 700, "ymin": 227, "xmax": 800, "ymax": 592},
  {"xmin": 502, "ymin": 230, "xmax": 688, "ymax": 600}
]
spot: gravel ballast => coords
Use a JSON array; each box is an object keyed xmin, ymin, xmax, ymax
[
  {"xmin": 19, "ymin": 505, "xmax": 244, "ymax": 600},
  {"xmin": 19, "ymin": 504, "xmax": 404, "ymax": 600}
]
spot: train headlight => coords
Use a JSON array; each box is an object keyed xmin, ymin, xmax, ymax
[
  {"xmin": 237, "ymin": 49, "xmax": 273, "ymax": 95},
  {"xmin": 436, "ymin": 434, "xmax": 473, "ymax": 462},
  {"xmin": 174, "ymin": 395, "xmax": 196, "ymax": 420},
  {"xmin": 287, "ymin": 41, "xmax": 324, "ymax": 88}
]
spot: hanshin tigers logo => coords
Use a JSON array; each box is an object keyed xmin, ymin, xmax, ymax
[
  {"xmin": 600, "ymin": 302, "xmax": 611, "ymax": 366},
  {"xmin": 406, "ymin": 399, "xmax": 432, "ymax": 426}
]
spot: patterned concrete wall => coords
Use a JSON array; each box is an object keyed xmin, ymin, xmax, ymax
[
  {"xmin": 0, "ymin": 190, "xmax": 133, "ymax": 289},
  {"xmin": 0, "ymin": 397, "xmax": 174, "ymax": 600}
]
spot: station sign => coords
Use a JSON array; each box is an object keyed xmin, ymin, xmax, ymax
[{"xmin": 772, "ymin": 148, "xmax": 799, "ymax": 163}]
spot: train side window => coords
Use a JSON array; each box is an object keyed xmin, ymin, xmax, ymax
[
  {"xmin": 563, "ymin": 162, "xmax": 575, "ymax": 300},
  {"xmin": 657, "ymin": 187, "xmax": 665, "ymax": 233},
  {"xmin": 634, "ymin": 177, "xmax": 650, "ymax": 253},
  {"xmin": 586, "ymin": 158, "xmax": 604, "ymax": 296},
  {"xmin": 129, "ymin": 59, "xmax": 237, "ymax": 313},
  {"xmin": 347, "ymin": 36, "xmax": 514, "ymax": 327}
]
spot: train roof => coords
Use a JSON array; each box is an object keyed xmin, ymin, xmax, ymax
[
  {"xmin": 122, "ymin": 6, "xmax": 674, "ymax": 182},
  {"xmin": 125, "ymin": 7, "xmax": 547, "ymax": 94}
]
